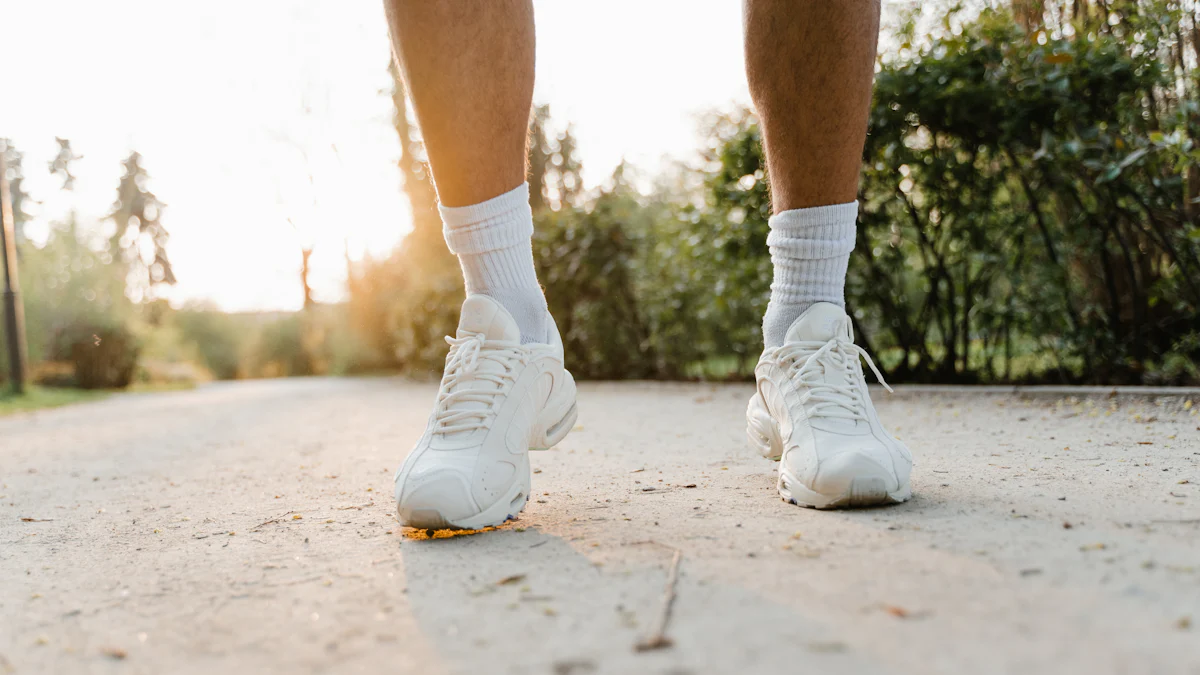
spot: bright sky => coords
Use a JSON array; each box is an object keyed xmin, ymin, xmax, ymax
[{"xmin": 4, "ymin": 1, "xmax": 911, "ymax": 312}]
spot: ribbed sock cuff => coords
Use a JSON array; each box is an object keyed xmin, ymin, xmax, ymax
[
  {"xmin": 762, "ymin": 201, "xmax": 858, "ymax": 347},
  {"xmin": 439, "ymin": 182, "xmax": 548, "ymax": 343},
  {"xmin": 441, "ymin": 183, "xmax": 534, "ymax": 256},
  {"xmin": 765, "ymin": 201, "xmax": 857, "ymax": 260}
]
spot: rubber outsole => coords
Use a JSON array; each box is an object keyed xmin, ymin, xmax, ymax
[
  {"xmin": 778, "ymin": 467, "xmax": 912, "ymax": 509},
  {"xmin": 746, "ymin": 394, "xmax": 912, "ymax": 510}
]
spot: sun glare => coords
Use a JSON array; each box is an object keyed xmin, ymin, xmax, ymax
[{"xmin": 6, "ymin": 0, "xmax": 752, "ymax": 311}]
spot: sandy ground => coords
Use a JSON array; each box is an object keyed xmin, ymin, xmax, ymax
[{"xmin": 1, "ymin": 378, "xmax": 1198, "ymax": 675}]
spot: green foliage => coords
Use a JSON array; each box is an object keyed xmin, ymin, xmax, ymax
[
  {"xmin": 656, "ymin": 109, "xmax": 773, "ymax": 377},
  {"xmin": 5, "ymin": 144, "xmax": 180, "ymax": 390},
  {"xmin": 350, "ymin": 6, "xmax": 1197, "ymax": 385},
  {"xmin": 248, "ymin": 314, "xmax": 313, "ymax": 378},
  {"xmin": 172, "ymin": 307, "xmax": 244, "ymax": 380},
  {"xmin": 853, "ymin": 7, "xmax": 1199, "ymax": 383},
  {"xmin": 17, "ymin": 215, "xmax": 134, "ymax": 385},
  {"xmin": 535, "ymin": 179, "xmax": 654, "ymax": 379},
  {"xmin": 346, "ymin": 63, "xmax": 462, "ymax": 377}
]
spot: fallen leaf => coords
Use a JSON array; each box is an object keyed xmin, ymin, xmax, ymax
[
  {"xmin": 100, "ymin": 647, "xmax": 127, "ymax": 660},
  {"xmin": 496, "ymin": 574, "xmax": 526, "ymax": 586},
  {"xmin": 883, "ymin": 605, "xmax": 909, "ymax": 618}
]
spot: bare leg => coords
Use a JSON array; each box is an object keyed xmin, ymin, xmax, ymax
[
  {"xmin": 383, "ymin": 0, "xmax": 548, "ymax": 344},
  {"xmin": 383, "ymin": 0, "xmax": 534, "ymax": 207},
  {"xmin": 742, "ymin": 1, "xmax": 912, "ymax": 511},
  {"xmin": 744, "ymin": 0, "xmax": 881, "ymax": 212},
  {"xmin": 388, "ymin": 1, "xmax": 575, "ymax": 532}
]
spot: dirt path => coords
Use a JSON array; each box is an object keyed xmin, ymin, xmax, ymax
[{"xmin": 2, "ymin": 378, "xmax": 1198, "ymax": 674}]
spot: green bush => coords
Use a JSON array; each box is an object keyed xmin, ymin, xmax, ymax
[
  {"xmin": 535, "ymin": 182, "xmax": 656, "ymax": 379},
  {"xmin": 852, "ymin": 7, "xmax": 1199, "ymax": 383},
  {"xmin": 247, "ymin": 314, "xmax": 313, "ymax": 378},
  {"xmin": 172, "ymin": 308, "xmax": 244, "ymax": 380},
  {"xmin": 350, "ymin": 5, "xmax": 1197, "ymax": 385},
  {"xmin": 64, "ymin": 322, "xmax": 139, "ymax": 389}
]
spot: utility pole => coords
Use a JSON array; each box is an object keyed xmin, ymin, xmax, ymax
[{"xmin": 0, "ymin": 144, "xmax": 29, "ymax": 394}]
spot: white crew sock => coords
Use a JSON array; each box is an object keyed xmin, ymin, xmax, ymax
[
  {"xmin": 441, "ymin": 183, "xmax": 549, "ymax": 344},
  {"xmin": 761, "ymin": 201, "xmax": 858, "ymax": 348}
]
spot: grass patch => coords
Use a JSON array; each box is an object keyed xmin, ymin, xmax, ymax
[
  {"xmin": 126, "ymin": 380, "xmax": 198, "ymax": 394},
  {"xmin": 0, "ymin": 385, "xmax": 110, "ymax": 417}
]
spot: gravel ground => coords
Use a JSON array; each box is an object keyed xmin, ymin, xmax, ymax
[{"xmin": 1, "ymin": 378, "xmax": 1198, "ymax": 675}]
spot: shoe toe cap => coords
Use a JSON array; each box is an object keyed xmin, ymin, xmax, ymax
[
  {"xmin": 395, "ymin": 469, "xmax": 479, "ymax": 528},
  {"xmin": 811, "ymin": 449, "xmax": 899, "ymax": 496}
]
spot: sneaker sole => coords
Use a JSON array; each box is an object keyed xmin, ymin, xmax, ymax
[
  {"xmin": 746, "ymin": 394, "xmax": 912, "ymax": 510},
  {"xmin": 778, "ymin": 466, "xmax": 912, "ymax": 509}
]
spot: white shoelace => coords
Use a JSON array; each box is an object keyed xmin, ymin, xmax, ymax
[
  {"xmin": 433, "ymin": 333, "xmax": 528, "ymax": 435},
  {"xmin": 776, "ymin": 337, "xmax": 892, "ymax": 422}
]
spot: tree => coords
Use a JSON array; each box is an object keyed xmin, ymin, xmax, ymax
[
  {"xmin": 0, "ymin": 140, "xmax": 32, "ymax": 244},
  {"xmin": 389, "ymin": 61, "xmax": 443, "ymax": 255},
  {"xmin": 47, "ymin": 137, "xmax": 81, "ymax": 190},
  {"xmin": 527, "ymin": 104, "xmax": 585, "ymax": 212},
  {"xmin": 109, "ymin": 151, "xmax": 175, "ymax": 302},
  {"xmin": 344, "ymin": 63, "xmax": 461, "ymax": 372}
]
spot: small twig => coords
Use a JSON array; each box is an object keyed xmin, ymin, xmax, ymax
[
  {"xmin": 336, "ymin": 502, "xmax": 374, "ymax": 511},
  {"xmin": 636, "ymin": 487, "xmax": 677, "ymax": 495},
  {"xmin": 263, "ymin": 574, "xmax": 324, "ymax": 588},
  {"xmin": 251, "ymin": 511, "xmax": 295, "ymax": 531},
  {"xmin": 635, "ymin": 548, "xmax": 683, "ymax": 652}
]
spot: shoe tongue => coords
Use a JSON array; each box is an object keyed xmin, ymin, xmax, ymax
[
  {"xmin": 784, "ymin": 303, "xmax": 862, "ymax": 433},
  {"xmin": 784, "ymin": 302, "xmax": 853, "ymax": 344},
  {"xmin": 457, "ymin": 295, "xmax": 520, "ymax": 342},
  {"xmin": 435, "ymin": 295, "xmax": 519, "ymax": 441}
]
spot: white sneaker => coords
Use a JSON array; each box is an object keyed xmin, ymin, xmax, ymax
[
  {"xmin": 746, "ymin": 302, "xmax": 913, "ymax": 509},
  {"xmin": 394, "ymin": 295, "xmax": 578, "ymax": 530}
]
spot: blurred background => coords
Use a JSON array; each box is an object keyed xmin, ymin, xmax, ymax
[{"xmin": 2, "ymin": 0, "xmax": 1198, "ymax": 411}]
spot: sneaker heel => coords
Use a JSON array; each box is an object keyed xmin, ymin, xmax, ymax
[{"xmin": 745, "ymin": 395, "xmax": 782, "ymax": 460}]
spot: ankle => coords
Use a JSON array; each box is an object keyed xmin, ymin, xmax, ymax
[
  {"xmin": 441, "ymin": 184, "xmax": 548, "ymax": 343},
  {"xmin": 761, "ymin": 201, "xmax": 857, "ymax": 348}
]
